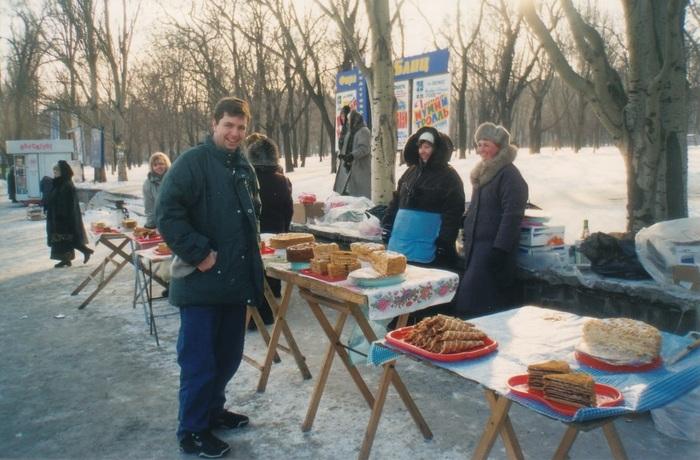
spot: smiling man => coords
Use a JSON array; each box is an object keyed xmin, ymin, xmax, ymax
[{"xmin": 156, "ymin": 97, "xmax": 264, "ymax": 458}]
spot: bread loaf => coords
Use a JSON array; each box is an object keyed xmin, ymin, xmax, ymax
[
  {"xmin": 350, "ymin": 242, "xmax": 386, "ymax": 260},
  {"xmin": 268, "ymin": 232, "xmax": 315, "ymax": 249},
  {"xmin": 369, "ymin": 250, "xmax": 407, "ymax": 276}
]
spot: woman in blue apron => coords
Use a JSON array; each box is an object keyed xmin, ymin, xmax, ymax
[{"xmin": 381, "ymin": 127, "xmax": 465, "ymax": 319}]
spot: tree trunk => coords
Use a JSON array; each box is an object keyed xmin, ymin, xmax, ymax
[{"xmin": 365, "ymin": 0, "xmax": 396, "ymax": 205}]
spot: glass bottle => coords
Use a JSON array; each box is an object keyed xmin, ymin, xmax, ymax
[{"xmin": 581, "ymin": 219, "xmax": 590, "ymax": 240}]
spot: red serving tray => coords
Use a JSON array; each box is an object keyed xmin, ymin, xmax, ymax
[
  {"xmin": 385, "ymin": 326, "xmax": 498, "ymax": 362},
  {"xmin": 135, "ymin": 234, "xmax": 163, "ymax": 249},
  {"xmin": 575, "ymin": 350, "xmax": 662, "ymax": 373},
  {"xmin": 507, "ymin": 374, "xmax": 623, "ymax": 417},
  {"xmin": 299, "ymin": 268, "xmax": 347, "ymax": 282}
]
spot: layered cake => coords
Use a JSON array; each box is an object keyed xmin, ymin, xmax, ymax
[
  {"xmin": 329, "ymin": 250, "xmax": 358, "ymax": 265},
  {"xmin": 312, "ymin": 243, "xmax": 339, "ymax": 259},
  {"xmin": 122, "ymin": 218, "xmax": 137, "ymax": 229},
  {"xmin": 327, "ymin": 261, "xmax": 361, "ymax": 278},
  {"xmin": 350, "ymin": 242, "xmax": 386, "ymax": 260},
  {"xmin": 268, "ymin": 232, "xmax": 315, "ymax": 249},
  {"xmin": 310, "ymin": 258, "xmax": 330, "ymax": 275},
  {"xmin": 580, "ymin": 317, "xmax": 661, "ymax": 363},
  {"xmin": 286, "ymin": 242, "xmax": 317, "ymax": 262},
  {"xmin": 543, "ymin": 373, "xmax": 596, "ymax": 408},
  {"xmin": 527, "ymin": 360, "xmax": 571, "ymax": 391},
  {"xmin": 369, "ymin": 250, "xmax": 407, "ymax": 276}
]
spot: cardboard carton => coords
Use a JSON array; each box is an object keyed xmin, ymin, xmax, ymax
[
  {"xmin": 672, "ymin": 264, "xmax": 700, "ymax": 292},
  {"xmin": 292, "ymin": 202, "xmax": 325, "ymax": 224},
  {"xmin": 520, "ymin": 225, "xmax": 566, "ymax": 247}
]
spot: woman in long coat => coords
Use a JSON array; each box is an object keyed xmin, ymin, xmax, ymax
[
  {"xmin": 46, "ymin": 160, "xmax": 93, "ymax": 267},
  {"xmin": 246, "ymin": 133, "xmax": 293, "ymax": 325},
  {"xmin": 142, "ymin": 152, "xmax": 171, "ymax": 229},
  {"xmin": 456, "ymin": 123, "xmax": 528, "ymax": 317},
  {"xmin": 335, "ymin": 110, "xmax": 371, "ymax": 199}
]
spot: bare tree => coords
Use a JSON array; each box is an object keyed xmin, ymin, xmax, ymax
[{"xmin": 523, "ymin": 0, "xmax": 689, "ymax": 232}]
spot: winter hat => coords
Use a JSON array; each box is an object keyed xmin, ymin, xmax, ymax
[
  {"xmin": 418, "ymin": 131, "xmax": 435, "ymax": 144},
  {"xmin": 474, "ymin": 122, "xmax": 510, "ymax": 147},
  {"xmin": 246, "ymin": 133, "xmax": 280, "ymax": 167}
]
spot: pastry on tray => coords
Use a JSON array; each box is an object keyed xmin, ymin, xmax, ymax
[
  {"xmin": 268, "ymin": 232, "xmax": 315, "ymax": 249},
  {"xmin": 350, "ymin": 242, "xmax": 386, "ymax": 261},
  {"xmin": 310, "ymin": 257, "xmax": 330, "ymax": 275},
  {"xmin": 542, "ymin": 372, "xmax": 596, "ymax": 407},
  {"xmin": 404, "ymin": 315, "xmax": 487, "ymax": 354},
  {"xmin": 286, "ymin": 242, "xmax": 317, "ymax": 262},
  {"xmin": 369, "ymin": 250, "xmax": 407, "ymax": 276},
  {"xmin": 579, "ymin": 317, "xmax": 661, "ymax": 363},
  {"xmin": 122, "ymin": 218, "xmax": 137, "ymax": 229},
  {"xmin": 527, "ymin": 360, "xmax": 571, "ymax": 391},
  {"xmin": 156, "ymin": 242, "xmax": 171, "ymax": 254}
]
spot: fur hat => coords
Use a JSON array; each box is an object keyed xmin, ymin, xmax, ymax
[
  {"xmin": 474, "ymin": 122, "xmax": 510, "ymax": 147},
  {"xmin": 246, "ymin": 133, "xmax": 280, "ymax": 167}
]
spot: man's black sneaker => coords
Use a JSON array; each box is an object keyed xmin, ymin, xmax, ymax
[
  {"xmin": 179, "ymin": 430, "xmax": 230, "ymax": 458},
  {"xmin": 211, "ymin": 410, "xmax": 249, "ymax": 430}
]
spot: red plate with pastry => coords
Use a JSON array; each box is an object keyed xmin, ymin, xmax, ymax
[
  {"xmin": 507, "ymin": 374, "xmax": 623, "ymax": 417},
  {"xmin": 574, "ymin": 350, "xmax": 662, "ymax": 372},
  {"xmin": 386, "ymin": 327, "xmax": 498, "ymax": 362}
]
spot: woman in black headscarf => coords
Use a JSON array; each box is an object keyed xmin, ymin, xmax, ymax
[{"xmin": 46, "ymin": 160, "xmax": 93, "ymax": 267}]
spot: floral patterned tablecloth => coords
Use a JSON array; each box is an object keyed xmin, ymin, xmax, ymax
[{"xmin": 305, "ymin": 265, "xmax": 459, "ymax": 320}]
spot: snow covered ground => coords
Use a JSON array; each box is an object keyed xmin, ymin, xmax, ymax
[{"xmin": 74, "ymin": 145, "xmax": 700, "ymax": 244}]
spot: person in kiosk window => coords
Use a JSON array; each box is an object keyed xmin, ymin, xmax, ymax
[
  {"xmin": 45, "ymin": 160, "xmax": 93, "ymax": 268},
  {"xmin": 381, "ymin": 126, "xmax": 465, "ymax": 317},
  {"xmin": 245, "ymin": 132, "xmax": 292, "ymax": 326},
  {"xmin": 157, "ymin": 97, "xmax": 264, "ymax": 458},
  {"xmin": 455, "ymin": 122, "xmax": 528, "ymax": 318}
]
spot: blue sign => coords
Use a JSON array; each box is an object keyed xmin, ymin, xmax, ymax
[
  {"xmin": 393, "ymin": 48, "xmax": 449, "ymax": 82},
  {"xmin": 335, "ymin": 68, "xmax": 372, "ymax": 127}
]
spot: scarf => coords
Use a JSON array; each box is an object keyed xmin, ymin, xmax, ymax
[{"xmin": 470, "ymin": 144, "xmax": 518, "ymax": 187}]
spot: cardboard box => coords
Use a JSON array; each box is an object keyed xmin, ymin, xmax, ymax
[
  {"xmin": 520, "ymin": 225, "xmax": 565, "ymax": 247},
  {"xmin": 292, "ymin": 202, "xmax": 325, "ymax": 224},
  {"xmin": 672, "ymin": 264, "xmax": 700, "ymax": 292},
  {"xmin": 671, "ymin": 244, "xmax": 700, "ymax": 265},
  {"xmin": 518, "ymin": 244, "xmax": 566, "ymax": 256}
]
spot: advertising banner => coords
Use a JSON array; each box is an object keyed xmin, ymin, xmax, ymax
[
  {"xmin": 90, "ymin": 128, "xmax": 104, "ymax": 169},
  {"xmin": 335, "ymin": 68, "xmax": 371, "ymax": 150},
  {"xmin": 412, "ymin": 73, "xmax": 451, "ymax": 133},
  {"xmin": 394, "ymin": 80, "xmax": 410, "ymax": 151}
]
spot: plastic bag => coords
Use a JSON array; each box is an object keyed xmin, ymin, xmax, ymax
[
  {"xmin": 635, "ymin": 217, "xmax": 700, "ymax": 286},
  {"xmin": 651, "ymin": 385, "xmax": 700, "ymax": 441},
  {"xmin": 358, "ymin": 214, "xmax": 381, "ymax": 237}
]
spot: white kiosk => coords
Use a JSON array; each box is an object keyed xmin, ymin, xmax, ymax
[{"xmin": 6, "ymin": 139, "xmax": 76, "ymax": 203}]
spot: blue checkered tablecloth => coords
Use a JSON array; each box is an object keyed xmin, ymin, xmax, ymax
[{"xmin": 368, "ymin": 306, "xmax": 700, "ymax": 422}]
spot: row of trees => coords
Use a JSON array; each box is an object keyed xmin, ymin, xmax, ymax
[{"xmin": 1, "ymin": 0, "xmax": 698, "ymax": 230}]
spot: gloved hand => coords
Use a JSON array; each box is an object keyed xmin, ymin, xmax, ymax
[
  {"xmin": 338, "ymin": 154, "xmax": 345, "ymax": 161},
  {"xmin": 435, "ymin": 239, "xmax": 455, "ymax": 261},
  {"xmin": 381, "ymin": 226, "xmax": 392, "ymax": 244},
  {"xmin": 344, "ymin": 153, "xmax": 354, "ymax": 163}
]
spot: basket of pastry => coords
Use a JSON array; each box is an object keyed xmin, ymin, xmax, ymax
[{"xmin": 385, "ymin": 314, "xmax": 498, "ymax": 361}]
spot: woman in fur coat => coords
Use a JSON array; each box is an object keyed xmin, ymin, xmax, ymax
[
  {"xmin": 246, "ymin": 133, "xmax": 293, "ymax": 325},
  {"xmin": 46, "ymin": 160, "xmax": 93, "ymax": 268},
  {"xmin": 455, "ymin": 123, "xmax": 528, "ymax": 317}
]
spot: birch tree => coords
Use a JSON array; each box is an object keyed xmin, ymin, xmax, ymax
[{"xmin": 523, "ymin": 0, "xmax": 689, "ymax": 232}]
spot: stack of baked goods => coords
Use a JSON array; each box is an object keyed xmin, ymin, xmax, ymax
[
  {"xmin": 350, "ymin": 242, "xmax": 386, "ymax": 261},
  {"xmin": 404, "ymin": 314, "xmax": 487, "ymax": 353},
  {"xmin": 527, "ymin": 360, "xmax": 571, "ymax": 390},
  {"xmin": 369, "ymin": 250, "xmax": 407, "ymax": 276},
  {"xmin": 286, "ymin": 242, "xmax": 317, "ymax": 262},
  {"xmin": 527, "ymin": 360, "xmax": 596, "ymax": 407},
  {"xmin": 122, "ymin": 218, "xmax": 137, "ymax": 229},
  {"xmin": 309, "ymin": 243, "xmax": 339, "ymax": 275},
  {"xmin": 133, "ymin": 226, "xmax": 157, "ymax": 238},
  {"xmin": 327, "ymin": 251, "xmax": 362, "ymax": 278},
  {"xmin": 268, "ymin": 232, "xmax": 315, "ymax": 249},
  {"xmin": 577, "ymin": 317, "xmax": 662, "ymax": 364},
  {"xmin": 155, "ymin": 242, "xmax": 172, "ymax": 255}
]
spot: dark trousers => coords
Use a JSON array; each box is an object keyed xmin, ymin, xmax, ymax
[{"xmin": 176, "ymin": 305, "xmax": 246, "ymax": 438}]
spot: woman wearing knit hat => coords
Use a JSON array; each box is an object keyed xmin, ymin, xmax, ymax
[
  {"xmin": 455, "ymin": 122, "xmax": 528, "ymax": 317},
  {"xmin": 245, "ymin": 133, "xmax": 293, "ymax": 326}
]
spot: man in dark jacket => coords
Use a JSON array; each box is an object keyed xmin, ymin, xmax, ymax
[
  {"xmin": 157, "ymin": 97, "xmax": 264, "ymax": 458},
  {"xmin": 456, "ymin": 122, "xmax": 528, "ymax": 317}
]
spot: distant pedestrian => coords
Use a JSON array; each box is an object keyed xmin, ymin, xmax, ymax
[
  {"xmin": 157, "ymin": 96, "xmax": 263, "ymax": 458},
  {"xmin": 142, "ymin": 152, "xmax": 171, "ymax": 229},
  {"xmin": 7, "ymin": 166, "xmax": 17, "ymax": 203},
  {"xmin": 455, "ymin": 122, "xmax": 528, "ymax": 317},
  {"xmin": 46, "ymin": 161, "xmax": 93, "ymax": 268},
  {"xmin": 334, "ymin": 109, "xmax": 371, "ymax": 199},
  {"xmin": 246, "ymin": 133, "xmax": 292, "ymax": 326}
]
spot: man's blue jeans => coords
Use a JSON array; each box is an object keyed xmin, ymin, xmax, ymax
[{"xmin": 176, "ymin": 305, "xmax": 246, "ymax": 439}]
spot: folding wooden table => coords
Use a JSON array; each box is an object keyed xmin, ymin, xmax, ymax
[
  {"xmin": 260, "ymin": 264, "xmax": 436, "ymax": 458},
  {"xmin": 72, "ymin": 231, "xmax": 134, "ymax": 309},
  {"xmin": 132, "ymin": 247, "xmax": 176, "ymax": 346}
]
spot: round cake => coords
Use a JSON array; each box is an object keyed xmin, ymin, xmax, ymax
[
  {"xmin": 286, "ymin": 242, "xmax": 317, "ymax": 262},
  {"xmin": 578, "ymin": 317, "xmax": 661, "ymax": 363}
]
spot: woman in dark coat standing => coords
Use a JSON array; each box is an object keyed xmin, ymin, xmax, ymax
[
  {"xmin": 46, "ymin": 160, "xmax": 93, "ymax": 267},
  {"xmin": 246, "ymin": 133, "xmax": 293, "ymax": 325},
  {"xmin": 456, "ymin": 123, "xmax": 528, "ymax": 317}
]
